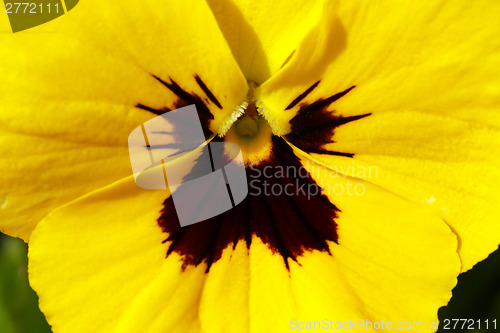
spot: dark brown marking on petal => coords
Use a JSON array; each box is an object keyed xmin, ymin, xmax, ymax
[
  {"xmin": 135, "ymin": 103, "xmax": 171, "ymax": 115},
  {"xmin": 286, "ymin": 85, "xmax": 371, "ymax": 155},
  {"xmin": 285, "ymin": 80, "xmax": 321, "ymax": 110},
  {"xmin": 194, "ymin": 75, "xmax": 222, "ymax": 109},
  {"xmin": 157, "ymin": 136, "xmax": 339, "ymax": 272},
  {"xmin": 294, "ymin": 86, "xmax": 356, "ymax": 121},
  {"xmin": 298, "ymin": 149, "xmax": 354, "ymax": 158},
  {"xmin": 203, "ymin": 215, "xmax": 225, "ymax": 273},
  {"xmin": 138, "ymin": 74, "xmax": 217, "ymax": 138},
  {"xmin": 272, "ymin": 138, "xmax": 334, "ymax": 256},
  {"xmin": 291, "ymin": 113, "xmax": 372, "ymax": 136}
]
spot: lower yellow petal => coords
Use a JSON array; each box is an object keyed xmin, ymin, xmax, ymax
[
  {"xmin": 28, "ymin": 178, "xmax": 171, "ymax": 333},
  {"xmin": 199, "ymin": 243, "xmax": 250, "ymax": 333},
  {"xmin": 288, "ymin": 160, "xmax": 460, "ymax": 331},
  {"xmin": 28, "ymin": 157, "xmax": 460, "ymax": 333}
]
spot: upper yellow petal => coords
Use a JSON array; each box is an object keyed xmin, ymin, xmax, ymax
[
  {"xmin": 206, "ymin": 0, "xmax": 323, "ymax": 84},
  {"xmin": 0, "ymin": 0, "xmax": 248, "ymax": 240},
  {"xmin": 258, "ymin": 0, "xmax": 500, "ymax": 271}
]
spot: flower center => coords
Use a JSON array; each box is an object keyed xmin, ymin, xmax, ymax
[
  {"xmin": 224, "ymin": 113, "xmax": 273, "ymax": 165},
  {"xmin": 221, "ymin": 82, "xmax": 277, "ymax": 165},
  {"xmin": 135, "ymin": 73, "xmax": 371, "ymax": 273},
  {"xmin": 235, "ymin": 115, "xmax": 258, "ymax": 137},
  {"xmin": 218, "ymin": 81, "xmax": 284, "ymax": 139}
]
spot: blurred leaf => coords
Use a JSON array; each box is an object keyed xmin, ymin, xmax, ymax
[
  {"xmin": 438, "ymin": 247, "xmax": 500, "ymax": 332},
  {"xmin": 0, "ymin": 233, "xmax": 52, "ymax": 333}
]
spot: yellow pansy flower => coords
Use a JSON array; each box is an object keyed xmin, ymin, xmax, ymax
[{"xmin": 1, "ymin": 0, "xmax": 500, "ymax": 332}]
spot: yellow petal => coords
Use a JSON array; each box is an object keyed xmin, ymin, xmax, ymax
[
  {"xmin": 116, "ymin": 242, "xmax": 251, "ymax": 333},
  {"xmin": 302, "ymin": 115, "xmax": 500, "ymax": 272},
  {"xmin": 286, "ymin": 159, "xmax": 460, "ymax": 332},
  {"xmin": 258, "ymin": 0, "xmax": 500, "ymax": 271},
  {"xmin": 0, "ymin": 0, "xmax": 247, "ymax": 240},
  {"xmin": 28, "ymin": 176, "xmax": 242, "ymax": 333},
  {"xmin": 258, "ymin": 0, "xmax": 500, "ymax": 129},
  {"xmin": 28, "ymin": 158, "xmax": 459, "ymax": 332},
  {"xmin": 198, "ymin": 242, "xmax": 250, "ymax": 333},
  {"xmin": 28, "ymin": 178, "xmax": 172, "ymax": 333},
  {"xmin": 205, "ymin": 0, "xmax": 323, "ymax": 84},
  {"xmin": 53, "ymin": 0, "xmax": 248, "ymax": 129}
]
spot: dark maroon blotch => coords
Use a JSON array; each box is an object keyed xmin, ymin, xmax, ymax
[
  {"xmin": 134, "ymin": 75, "xmax": 371, "ymax": 273},
  {"xmin": 286, "ymin": 85, "xmax": 371, "ymax": 155},
  {"xmin": 158, "ymin": 136, "xmax": 340, "ymax": 272}
]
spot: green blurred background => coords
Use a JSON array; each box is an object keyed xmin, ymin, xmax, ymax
[
  {"xmin": 0, "ymin": 233, "xmax": 50, "ymax": 333},
  {"xmin": 0, "ymin": 232, "xmax": 498, "ymax": 332}
]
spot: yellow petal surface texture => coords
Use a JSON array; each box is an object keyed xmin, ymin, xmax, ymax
[
  {"xmin": 28, "ymin": 164, "xmax": 459, "ymax": 333},
  {"xmin": 205, "ymin": 0, "xmax": 323, "ymax": 84},
  {"xmin": 258, "ymin": 0, "xmax": 500, "ymax": 271},
  {"xmin": 293, "ymin": 159, "xmax": 459, "ymax": 331},
  {"xmin": 0, "ymin": 0, "xmax": 247, "ymax": 241},
  {"xmin": 28, "ymin": 177, "xmax": 251, "ymax": 333},
  {"xmin": 28, "ymin": 178, "xmax": 172, "ymax": 333}
]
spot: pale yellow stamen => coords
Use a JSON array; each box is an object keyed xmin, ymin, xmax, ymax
[{"xmin": 218, "ymin": 81, "xmax": 285, "ymax": 137}]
